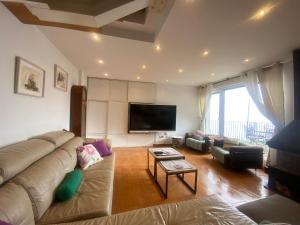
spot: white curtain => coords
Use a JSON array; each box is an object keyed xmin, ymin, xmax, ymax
[
  {"xmin": 245, "ymin": 63, "xmax": 285, "ymax": 132},
  {"xmin": 198, "ymin": 84, "xmax": 213, "ymax": 131}
]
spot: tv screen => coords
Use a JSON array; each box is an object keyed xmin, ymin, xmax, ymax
[{"xmin": 128, "ymin": 104, "xmax": 176, "ymax": 132}]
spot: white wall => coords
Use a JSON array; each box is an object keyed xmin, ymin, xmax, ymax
[
  {"xmin": 0, "ymin": 4, "xmax": 79, "ymax": 146},
  {"xmin": 156, "ymin": 84, "xmax": 200, "ymax": 136},
  {"xmin": 86, "ymin": 78, "xmax": 200, "ymax": 147}
]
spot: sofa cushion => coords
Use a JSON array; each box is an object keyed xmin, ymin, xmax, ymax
[
  {"xmin": 88, "ymin": 140, "xmax": 112, "ymax": 157},
  {"xmin": 30, "ymin": 130, "xmax": 75, "ymax": 148},
  {"xmin": 13, "ymin": 149, "xmax": 69, "ymax": 220},
  {"xmin": 49, "ymin": 195, "xmax": 256, "ymax": 225},
  {"xmin": 77, "ymin": 145, "xmax": 103, "ymax": 170},
  {"xmin": 84, "ymin": 138, "xmax": 112, "ymax": 151},
  {"xmin": 39, "ymin": 153, "xmax": 115, "ymax": 225},
  {"xmin": 237, "ymin": 194, "xmax": 300, "ymax": 224},
  {"xmin": 0, "ymin": 139, "xmax": 55, "ymax": 185},
  {"xmin": 59, "ymin": 137, "xmax": 84, "ymax": 169},
  {"xmin": 0, "ymin": 183, "xmax": 35, "ymax": 225},
  {"xmin": 55, "ymin": 169, "xmax": 83, "ymax": 202}
]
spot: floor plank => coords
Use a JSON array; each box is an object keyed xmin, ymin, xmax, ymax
[{"xmin": 112, "ymin": 147, "xmax": 272, "ymax": 214}]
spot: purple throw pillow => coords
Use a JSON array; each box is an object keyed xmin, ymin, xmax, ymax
[
  {"xmin": 0, "ymin": 220, "xmax": 12, "ymax": 225},
  {"xmin": 90, "ymin": 140, "xmax": 112, "ymax": 157}
]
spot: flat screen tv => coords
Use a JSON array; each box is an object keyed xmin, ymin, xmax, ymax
[{"xmin": 128, "ymin": 104, "xmax": 176, "ymax": 132}]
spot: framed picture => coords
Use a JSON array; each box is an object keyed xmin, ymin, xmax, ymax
[
  {"xmin": 54, "ymin": 64, "xmax": 68, "ymax": 92},
  {"xmin": 14, "ymin": 57, "xmax": 45, "ymax": 97}
]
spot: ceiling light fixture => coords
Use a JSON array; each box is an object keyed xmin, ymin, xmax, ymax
[
  {"xmin": 137, "ymin": 76, "xmax": 141, "ymax": 80},
  {"xmin": 166, "ymin": 79, "xmax": 169, "ymax": 82},
  {"xmin": 98, "ymin": 59, "xmax": 104, "ymax": 64},
  {"xmin": 104, "ymin": 73, "xmax": 108, "ymax": 77},
  {"xmin": 142, "ymin": 65, "xmax": 147, "ymax": 69},
  {"xmin": 91, "ymin": 33, "xmax": 100, "ymax": 42},
  {"xmin": 155, "ymin": 44, "xmax": 161, "ymax": 51},
  {"xmin": 251, "ymin": 4, "xmax": 276, "ymax": 20},
  {"xmin": 203, "ymin": 50, "xmax": 210, "ymax": 56},
  {"xmin": 178, "ymin": 68, "xmax": 183, "ymax": 73},
  {"xmin": 259, "ymin": 10, "xmax": 265, "ymax": 16},
  {"xmin": 211, "ymin": 73, "xmax": 215, "ymax": 76},
  {"xmin": 244, "ymin": 58, "xmax": 250, "ymax": 63}
]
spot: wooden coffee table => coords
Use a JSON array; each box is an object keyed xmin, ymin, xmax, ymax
[
  {"xmin": 158, "ymin": 159, "xmax": 198, "ymax": 198},
  {"xmin": 147, "ymin": 147, "xmax": 185, "ymax": 183}
]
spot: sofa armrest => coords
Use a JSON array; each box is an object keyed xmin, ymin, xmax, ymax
[{"xmin": 211, "ymin": 146, "xmax": 230, "ymax": 165}]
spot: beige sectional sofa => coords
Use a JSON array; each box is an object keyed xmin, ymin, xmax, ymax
[
  {"xmin": 0, "ymin": 130, "xmax": 258, "ymax": 225},
  {"xmin": 0, "ymin": 130, "xmax": 115, "ymax": 225}
]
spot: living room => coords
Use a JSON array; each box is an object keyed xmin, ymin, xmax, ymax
[{"xmin": 0, "ymin": 0, "xmax": 300, "ymax": 225}]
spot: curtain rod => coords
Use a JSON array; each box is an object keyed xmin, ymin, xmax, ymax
[{"xmin": 201, "ymin": 58, "xmax": 292, "ymax": 88}]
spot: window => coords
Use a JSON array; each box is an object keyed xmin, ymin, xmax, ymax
[{"xmin": 205, "ymin": 86, "xmax": 274, "ymax": 144}]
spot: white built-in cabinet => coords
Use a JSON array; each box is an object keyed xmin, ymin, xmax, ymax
[{"xmin": 86, "ymin": 78, "xmax": 156, "ymax": 147}]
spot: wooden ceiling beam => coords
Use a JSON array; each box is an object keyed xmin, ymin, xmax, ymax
[{"xmin": 2, "ymin": 2, "xmax": 102, "ymax": 33}]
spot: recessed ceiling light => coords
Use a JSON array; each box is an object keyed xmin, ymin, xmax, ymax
[
  {"xmin": 166, "ymin": 79, "xmax": 169, "ymax": 82},
  {"xmin": 142, "ymin": 65, "xmax": 147, "ymax": 69},
  {"xmin": 91, "ymin": 33, "xmax": 100, "ymax": 42},
  {"xmin": 155, "ymin": 44, "xmax": 161, "ymax": 51},
  {"xmin": 137, "ymin": 76, "xmax": 141, "ymax": 80},
  {"xmin": 251, "ymin": 4, "xmax": 276, "ymax": 20},
  {"xmin": 98, "ymin": 59, "xmax": 104, "ymax": 64},
  {"xmin": 203, "ymin": 50, "xmax": 210, "ymax": 56},
  {"xmin": 244, "ymin": 58, "xmax": 250, "ymax": 63},
  {"xmin": 104, "ymin": 73, "xmax": 108, "ymax": 77},
  {"xmin": 259, "ymin": 10, "xmax": 265, "ymax": 16},
  {"xmin": 178, "ymin": 68, "xmax": 183, "ymax": 73}
]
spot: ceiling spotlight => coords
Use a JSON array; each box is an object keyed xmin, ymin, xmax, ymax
[
  {"xmin": 251, "ymin": 4, "xmax": 276, "ymax": 20},
  {"xmin": 259, "ymin": 10, "xmax": 265, "ymax": 16},
  {"xmin": 178, "ymin": 68, "xmax": 183, "ymax": 73},
  {"xmin": 166, "ymin": 79, "xmax": 169, "ymax": 82},
  {"xmin": 137, "ymin": 76, "xmax": 141, "ymax": 80},
  {"xmin": 203, "ymin": 50, "xmax": 210, "ymax": 56},
  {"xmin": 142, "ymin": 65, "xmax": 147, "ymax": 69},
  {"xmin": 155, "ymin": 44, "xmax": 161, "ymax": 51},
  {"xmin": 98, "ymin": 59, "xmax": 104, "ymax": 64},
  {"xmin": 91, "ymin": 33, "xmax": 100, "ymax": 42},
  {"xmin": 104, "ymin": 73, "xmax": 108, "ymax": 77},
  {"xmin": 244, "ymin": 58, "xmax": 250, "ymax": 63}
]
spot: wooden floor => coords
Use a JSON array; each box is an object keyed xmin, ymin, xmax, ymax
[{"xmin": 112, "ymin": 147, "xmax": 272, "ymax": 214}]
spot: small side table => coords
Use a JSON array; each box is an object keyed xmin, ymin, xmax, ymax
[
  {"xmin": 158, "ymin": 159, "xmax": 198, "ymax": 198},
  {"xmin": 172, "ymin": 136, "xmax": 184, "ymax": 147}
]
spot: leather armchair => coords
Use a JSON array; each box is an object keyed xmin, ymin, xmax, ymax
[{"xmin": 211, "ymin": 143, "xmax": 263, "ymax": 170}]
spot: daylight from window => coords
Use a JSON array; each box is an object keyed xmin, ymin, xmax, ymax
[{"xmin": 207, "ymin": 86, "xmax": 274, "ymax": 144}]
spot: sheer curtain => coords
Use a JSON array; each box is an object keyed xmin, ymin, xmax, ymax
[
  {"xmin": 198, "ymin": 84, "xmax": 213, "ymax": 131},
  {"xmin": 245, "ymin": 63, "xmax": 285, "ymax": 132}
]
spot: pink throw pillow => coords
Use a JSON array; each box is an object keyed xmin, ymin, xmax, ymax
[{"xmin": 77, "ymin": 144, "xmax": 103, "ymax": 169}]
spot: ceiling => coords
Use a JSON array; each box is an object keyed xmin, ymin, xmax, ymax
[{"xmin": 37, "ymin": 0, "xmax": 300, "ymax": 86}]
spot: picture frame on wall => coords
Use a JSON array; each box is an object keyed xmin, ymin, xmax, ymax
[
  {"xmin": 54, "ymin": 64, "xmax": 68, "ymax": 92},
  {"xmin": 14, "ymin": 56, "xmax": 45, "ymax": 97}
]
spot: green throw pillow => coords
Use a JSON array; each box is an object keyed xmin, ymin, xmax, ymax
[{"xmin": 55, "ymin": 169, "xmax": 83, "ymax": 202}]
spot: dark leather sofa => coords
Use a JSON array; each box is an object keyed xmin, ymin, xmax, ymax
[{"xmin": 211, "ymin": 141, "xmax": 263, "ymax": 170}]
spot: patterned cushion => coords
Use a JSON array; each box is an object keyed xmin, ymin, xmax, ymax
[{"xmin": 77, "ymin": 145, "xmax": 103, "ymax": 169}]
